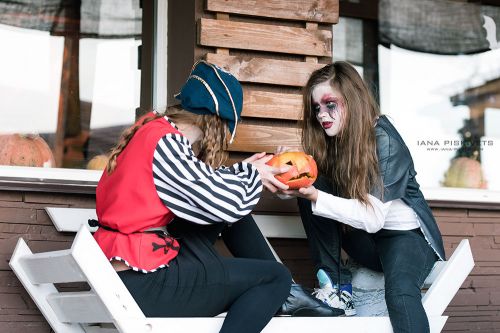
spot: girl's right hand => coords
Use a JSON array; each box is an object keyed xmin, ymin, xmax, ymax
[
  {"xmin": 276, "ymin": 146, "xmax": 291, "ymax": 154},
  {"xmin": 276, "ymin": 146, "xmax": 303, "ymax": 154},
  {"xmin": 243, "ymin": 152, "xmax": 290, "ymax": 193}
]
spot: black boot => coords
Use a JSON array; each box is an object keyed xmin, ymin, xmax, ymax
[{"xmin": 277, "ymin": 283, "xmax": 345, "ymax": 317}]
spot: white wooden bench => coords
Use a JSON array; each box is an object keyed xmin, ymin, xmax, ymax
[{"xmin": 8, "ymin": 208, "xmax": 475, "ymax": 333}]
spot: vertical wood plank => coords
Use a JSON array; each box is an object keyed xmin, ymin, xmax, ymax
[
  {"xmin": 215, "ymin": 13, "xmax": 230, "ymax": 55},
  {"xmin": 305, "ymin": 22, "xmax": 319, "ymax": 63}
]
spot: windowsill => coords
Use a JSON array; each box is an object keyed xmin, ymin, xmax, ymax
[
  {"xmin": 0, "ymin": 166, "xmax": 100, "ymax": 194},
  {"xmin": 424, "ymin": 187, "xmax": 500, "ymax": 204},
  {"xmin": 424, "ymin": 187, "xmax": 500, "ymax": 210},
  {"xmin": 0, "ymin": 166, "xmax": 499, "ymax": 207}
]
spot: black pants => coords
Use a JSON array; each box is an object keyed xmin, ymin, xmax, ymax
[
  {"xmin": 298, "ymin": 176, "xmax": 438, "ymax": 333},
  {"xmin": 118, "ymin": 215, "xmax": 291, "ymax": 333}
]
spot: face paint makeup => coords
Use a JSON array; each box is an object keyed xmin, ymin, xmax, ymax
[
  {"xmin": 315, "ymin": 96, "xmax": 342, "ymax": 119},
  {"xmin": 311, "ymin": 81, "xmax": 344, "ymax": 137}
]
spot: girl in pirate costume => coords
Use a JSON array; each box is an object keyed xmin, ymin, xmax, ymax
[
  {"xmin": 279, "ymin": 62, "xmax": 445, "ymax": 333},
  {"xmin": 92, "ymin": 61, "xmax": 294, "ymax": 333}
]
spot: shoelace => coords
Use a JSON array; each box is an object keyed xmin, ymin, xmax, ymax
[{"xmin": 312, "ymin": 287, "xmax": 338, "ymax": 303}]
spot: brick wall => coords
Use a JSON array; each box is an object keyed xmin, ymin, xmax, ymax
[
  {"xmin": 1, "ymin": 189, "xmax": 499, "ymax": 332},
  {"xmin": 432, "ymin": 207, "xmax": 500, "ymax": 332},
  {"xmin": 0, "ymin": 191, "xmax": 95, "ymax": 333}
]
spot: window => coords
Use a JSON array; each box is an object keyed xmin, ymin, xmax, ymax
[
  {"xmin": 0, "ymin": 1, "xmax": 142, "ymax": 174},
  {"xmin": 335, "ymin": 0, "xmax": 500, "ymax": 201},
  {"xmin": 378, "ymin": 0, "xmax": 500, "ymax": 197},
  {"xmin": 380, "ymin": 46, "xmax": 500, "ymax": 192}
]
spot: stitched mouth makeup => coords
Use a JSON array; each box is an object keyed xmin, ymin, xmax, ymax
[{"xmin": 322, "ymin": 122, "xmax": 333, "ymax": 129}]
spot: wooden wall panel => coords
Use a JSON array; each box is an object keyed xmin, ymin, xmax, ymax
[
  {"xmin": 206, "ymin": 53, "xmax": 323, "ymax": 87},
  {"xmin": 199, "ymin": 18, "xmax": 332, "ymax": 56},
  {"xmin": 242, "ymin": 89, "xmax": 303, "ymax": 120},
  {"xmin": 206, "ymin": 0, "xmax": 339, "ymax": 24},
  {"xmin": 228, "ymin": 123, "xmax": 301, "ymax": 153},
  {"xmin": 200, "ymin": 0, "xmax": 335, "ymax": 157}
]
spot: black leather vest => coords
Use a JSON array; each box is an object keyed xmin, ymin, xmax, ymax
[{"xmin": 373, "ymin": 115, "xmax": 446, "ymax": 260}]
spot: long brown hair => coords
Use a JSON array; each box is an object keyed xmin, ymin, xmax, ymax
[
  {"xmin": 106, "ymin": 106, "xmax": 229, "ymax": 174},
  {"xmin": 301, "ymin": 61, "xmax": 381, "ymax": 205}
]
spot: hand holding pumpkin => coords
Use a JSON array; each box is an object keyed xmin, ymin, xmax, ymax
[
  {"xmin": 280, "ymin": 186, "xmax": 319, "ymax": 203},
  {"xmin": 243, "ymin": 152, "xmax": 291, "ymax": 193}
]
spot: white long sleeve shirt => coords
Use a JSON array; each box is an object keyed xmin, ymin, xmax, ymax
[{"xmin": 311, "ymin": 190, "xmax": 420, "ymax": 233}]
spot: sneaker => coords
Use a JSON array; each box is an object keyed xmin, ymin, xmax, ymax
[{"xmin": 313, "ymin": 269, "xmax": 356, "ymax": 316}]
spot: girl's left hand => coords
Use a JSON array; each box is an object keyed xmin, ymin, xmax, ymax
[
  {"xmin": 243, "ymin": 152, "xmax": 290, "ymax": 193},
  {"xmin": 280, "ymin": 186, "xmax": 319, "ymax": 202}
]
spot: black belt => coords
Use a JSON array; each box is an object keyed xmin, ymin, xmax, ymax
[{"xmin": 88, "ymin": 219, "xmax": 180, "ymax": 254}]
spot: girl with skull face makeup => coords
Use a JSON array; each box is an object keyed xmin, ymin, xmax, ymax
[{"xmin": 280, "ymin": 61, "xmax": 445, "ymax": 333}]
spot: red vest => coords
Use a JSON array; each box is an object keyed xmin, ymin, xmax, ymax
[{"xmin": 94, "ymin": 114, "xmax": 180, "ymax": 272}]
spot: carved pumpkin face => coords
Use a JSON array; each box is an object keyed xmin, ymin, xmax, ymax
[{"xmin": 266, "ymin": 151, "xmax": 318, "ymax": 189}]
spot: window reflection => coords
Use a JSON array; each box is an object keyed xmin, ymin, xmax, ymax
[
  {"xmin": 379, "ymin": 46, "xmax": 500, "ymax": 191},
  {"xmin": 0, "ymin": 1, "xmax": 141, "ymax": 171}
]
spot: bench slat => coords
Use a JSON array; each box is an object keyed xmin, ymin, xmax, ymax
[
  {"xmin": 46, "ymin": 207, "xmax": 98, "ymax": 233},
  {"xmin": 47, "ymin": 292, "xmax": 113, "ymax": 323},
  {"xmin": 46, "ymin": 207, "xmax": 308, "ymax": 239},
  {"xmin": 423, "ymin": 261, "xmax": 446, "ymax": 288},
  {"xmin": 71, "ymin": 226, "xmax": 147, "ymax": 333},
  {"xmin": 422, "ymin": 239, "xmax": 475, "ymax": 316},
  {"xmin": 20, "ymin": 250, "xmax": 85, "ymax": 284},
  {"xmin": 83, "ymin": 327, "xmax": 118, "ymax": 333},
  {"xmin": 141, "ymin": 315, "xmax": 447, "ymax": 333},
  {"xmin": 253, "ymin": 215, "xmax": 304, "ymax": 239},
  {"xmin": 9, "ymin": 238, "xmax": 86, "ymax": 333}
]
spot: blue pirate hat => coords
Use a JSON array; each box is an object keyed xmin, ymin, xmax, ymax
[{"xmin": 175, "ymin": 60, "xmax": 243, "ymax": 144}]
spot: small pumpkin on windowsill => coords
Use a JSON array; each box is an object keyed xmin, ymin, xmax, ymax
[
  {"xmin": 86, "ymin": 154, "xmax": 109, "ymax": 170},
  {"xmin": 0, "ymin": 134, "xmax": 55, "ymax": 167},
  {"xmin": 266, "ymin": 151, "xmax": 318, "ymax": 189},
  {"xmin": 442, "ymin": 156, "xmax": 487, "ymax": 189}
]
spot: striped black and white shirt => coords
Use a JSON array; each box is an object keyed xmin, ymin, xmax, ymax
[{"xmin": 153, "ymin": 131, "xmax": 262, "ymax": 225}]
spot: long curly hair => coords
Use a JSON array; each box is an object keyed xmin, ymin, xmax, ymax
[
  {"xmin": 106, "ymin": 106, "xmax": 229, "ymax": 174},
  {"xmin": 301, "ymin": 61, "xmax": 382, "ymax": 205}
]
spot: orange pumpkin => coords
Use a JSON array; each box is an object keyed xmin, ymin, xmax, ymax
[
  {"xmin": 266, "ymin": 151, "xmax": 318, "ymax": 189},
  {"xmin": 443, "ymin": 157, "xmax": 487, "ymax": 189},
  {"xmin": 0, "ymin": 134, "xmax": 55, "ymax": 167}
]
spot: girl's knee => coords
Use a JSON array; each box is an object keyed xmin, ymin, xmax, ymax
[
  {"xmin": 269, "ymin": 262, "xmax": 292, "ymax": 293},
  {"xmin": 273, "ymin": 262, "xmax": 292, "ymax": 284}
]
